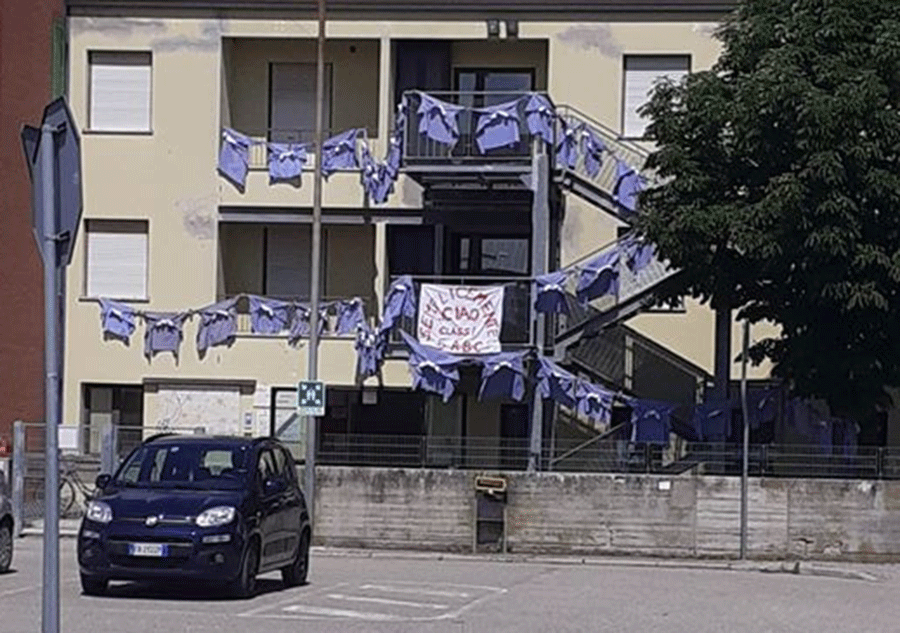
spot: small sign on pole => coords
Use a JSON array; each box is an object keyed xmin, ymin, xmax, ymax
[{"xmin": 297, "ymin": 381, "xmax": 325, "ymax": 417}]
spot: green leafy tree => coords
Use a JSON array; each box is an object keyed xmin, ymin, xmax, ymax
[{"xmin": 636, "ymin": 0, "xmax": 900, "ymax": 429}]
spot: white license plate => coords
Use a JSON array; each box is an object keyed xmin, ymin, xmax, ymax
[{"xmin": 128, "ymin": 543, "xmax": 168, "ymax": 557}]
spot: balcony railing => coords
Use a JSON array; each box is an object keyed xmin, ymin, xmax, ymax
[
  {"xmin": 220, "ymin": 294, "xmax": 376, "ymax": 336},
  {"xmin": 236, "ymin": 127, "xmax": 375, "ymax": 170},
  {"xmin": 401, "ymin": 91, "xmax": 550, "ymax": 166},
  {"xmin": 553, "ymin": 103, "xmax": 652, "ymax": 202},
  {"xmin": 386, "ymin": 274, "xmax": 533, "ymax": 348}
]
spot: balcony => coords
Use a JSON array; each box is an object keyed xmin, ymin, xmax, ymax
[
  {"xmin": 219, "ymin": 36, "xmax": 383, "ymax": 207},
  {"xmin": 400, "ymin": 90, "xmax": 545, "ymax": 188}
]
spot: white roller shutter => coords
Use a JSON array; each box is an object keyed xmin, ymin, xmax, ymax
[
  {"xmin": 85, "ymin": 220, "xmax": 148, "ymax": 299},
  {"xmin": 89, "ymin": 51, "xmax": 152, "ymax": 132},
  {"xmin": 623, "ymin": 55, "xmax": 690, "ymax": 138}
]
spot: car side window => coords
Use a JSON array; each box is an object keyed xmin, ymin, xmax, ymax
[
  {"xmin": 256, "ymin": 449, "xmax": 276, "ymax": 492},
  {"xmin": 271, "ymin": 445, "xmax": 287, "ymax": 480},
  {"xmin": 279, "ymin": 448, "xmax": 297, "ymax": 484}
]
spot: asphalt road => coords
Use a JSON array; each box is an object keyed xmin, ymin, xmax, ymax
[{"xmin": 3, "ymin": 537, "xmax": 900, "ymax": 633}]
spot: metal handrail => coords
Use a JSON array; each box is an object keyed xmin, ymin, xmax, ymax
[
  {"xmin": 554, "ymin": 103, "xmax": 651, "ymax": 163},
  {"xmin": 549, "ymin": 421, "xmax": 630, "ymax": 467}
]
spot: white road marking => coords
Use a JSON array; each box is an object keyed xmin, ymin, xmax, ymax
[
  {"xmin": 247, "ymin": 580, "xmax": 509, "ymax": 622},
  {"xmin": 325, "ymin": 593, "xmax": 448, "ymax": 609},
  {"xmin": 283, "ymin": 605, "xmax": 403, "ymax": 621},
  {"xmin": 359, "ymin": 584, "xmax": 471, "ymax": 598},
  {"xmin": 0, "ymin": 578, "xmax": 78, "ymax": 599},
  {"xmin": 0, "ymin": 585, "xmax": 40, "ymax": 598},
  {"xmin": 236, "ymin": 581, "xmax": 349, "ymax": 617}
]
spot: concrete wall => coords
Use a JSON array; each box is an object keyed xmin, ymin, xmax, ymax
[{"xmin": 313, "ymin": 466, "xmax": 900, "ymax": 561}]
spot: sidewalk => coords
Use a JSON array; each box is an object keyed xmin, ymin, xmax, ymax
[
  {"xmin": 20, "ymin": 518, "xmax": 82, "ymax": 538},
  {"xmin": 18, "ymin": 521, "xmax": 881, "ymax": 582}
]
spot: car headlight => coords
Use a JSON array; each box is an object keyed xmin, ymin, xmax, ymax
[
  {"xmin": 195, "ymin": 506, "xmax": 236, "ymax": 528},
  {"xmin": 85, "ymin": 501, "xmax": 113, "ymax": 524}
]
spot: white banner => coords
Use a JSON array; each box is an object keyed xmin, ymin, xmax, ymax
[{"xmin": 417, "ymin": 284, "xmax": 504, "ymax": 354}]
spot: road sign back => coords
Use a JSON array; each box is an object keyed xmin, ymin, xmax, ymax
[{"xmin": 21, "ymin": 97, "xmax": 83, "ymax": 267}]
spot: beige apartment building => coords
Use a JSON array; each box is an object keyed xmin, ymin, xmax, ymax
[{"xmin": 62, "ymin": 0, "xmax": 793, "ymax": 461}]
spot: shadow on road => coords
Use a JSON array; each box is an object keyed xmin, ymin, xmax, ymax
[{"xmin": 80, "ymin": 576, "xmax": 308, "ymax": 602}]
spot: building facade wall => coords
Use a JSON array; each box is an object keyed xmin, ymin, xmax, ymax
[{"xmin": 64, "ymin": 12, "xmax": 771, "ymax": 437}]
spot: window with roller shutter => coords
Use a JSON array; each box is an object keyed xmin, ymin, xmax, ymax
[
  {"xmin": 89, "ymin": 51, "xmax": 152, "ymax": 133},
  {"xmin": 622, "ymin": 55, "xmax": 690, "ymax": 139},
  {"xmin": 84, "ymin": 220, "xmax": 148, "ymax": 300}
]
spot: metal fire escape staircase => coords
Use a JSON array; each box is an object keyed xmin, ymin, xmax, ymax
[
  {"xmin": 397, "ymin": 90, "xmax": 692, "ymax": 395},
  {"xmin": 546, "ymin": 105, "xmax": 682, "ymax": 354}
]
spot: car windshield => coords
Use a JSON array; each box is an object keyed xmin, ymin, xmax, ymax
[{"xmin": 113, "ymin": 442, "xmax": 251, "ymax": 490}]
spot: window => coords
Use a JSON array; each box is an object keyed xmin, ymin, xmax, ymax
[
  {"xmin": 257, "ymin": 450, "xmax": 277, "ymax": 490},
  {"xmin": 269, "ymin": 62, "xmax": 333, "ymax": 144},
  {"xmin": 219, "ymin": 222, "xmax": 375, "ymax": 301},
  {"xmin": 447, "ymin": 233, "xmax": 531, "ymax": 277},
  {"xmin": 85, "ymin": 220, "xmax": 148, "ymax": 300},
  {"xmin": 82, "ymin": 383, "xmax": 144, "ymax": 455},
  {"xmin": 89, "ymin": 51, "xmax": 152, "ymax": 132},
  {"xmin": 622, "ymin": 55, "xmax": 690, "ymax": 138},
  {"xmin": 265, "ymin": 225, "xmax": 313, "ymax": 298}
]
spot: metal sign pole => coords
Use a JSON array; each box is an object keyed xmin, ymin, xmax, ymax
[
  {"xmin": 304, "ymin": 0, "xmax": 326, "ymax": 529},
  {"xmin": 739, "ymin": 319, "xmax": 750, "ymax": 560},
  {"xmin": 40, "ymin": 122, "xmax": 61, "ymax": 633},
  {"xmin": 22, "ymin": 97, "xmax": 82, "ymax": 633}
]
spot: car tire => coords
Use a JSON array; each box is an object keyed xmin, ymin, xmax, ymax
[
  {"xmin": 281, "ymin": 529, "xmax": 310, "ymax": 587},
  {"xmin": 80, "ymin": 573, "xmax": 108, "ymax": 596},
  {"xmin": 0, "ymin": 521, "xmax": 12, "ymax": 573},
  {"xmin": 228, "ymin": 541, "xmax": 259, "ymax": 599}
]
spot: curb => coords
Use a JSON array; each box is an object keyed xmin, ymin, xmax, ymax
[{"xmin": 308, "ymin": 547, "xmax": 881, "ymax": 582}]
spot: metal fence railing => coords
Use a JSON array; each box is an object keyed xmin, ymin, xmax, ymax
[
  {"xmin": 11, "ymin": 420, "xmax": 900, "ymax": 535},
  {"xmin": 316, "ymin": 433, "xmax": 900, "ymax": 480}
]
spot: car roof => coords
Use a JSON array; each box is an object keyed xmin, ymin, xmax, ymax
[{"xmin": 142, "ymin": 434, "xmax": 274, "ymax": 448}]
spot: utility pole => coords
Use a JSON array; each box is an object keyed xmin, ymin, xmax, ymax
[{"xmin": 304, "ymin": 0, "xmax": 326, "ymax": 528}]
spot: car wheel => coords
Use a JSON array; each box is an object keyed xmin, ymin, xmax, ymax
[
  {"xmin": 228, "ymin": 541, "xmax": 259, "ymax": 599},
  {"xmin": 80, "ymin": 573, "xmax": 108, "ymax": 596},
  {"xmin": 0, "ymin": 521, "xmax": 12, "ymax": 573},
  {"xmin": 281, "ymin": 529, "xmax": 310, "ymax": 587}
]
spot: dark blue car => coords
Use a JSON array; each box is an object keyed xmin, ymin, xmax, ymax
[{"xmin": 78, "ymin": 434, "xmax": 311, "ymax": 598}]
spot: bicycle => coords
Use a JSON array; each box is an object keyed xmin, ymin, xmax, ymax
[{"xmin": 59, "ymin": 455, "xmax": 98, "ymax": 518}]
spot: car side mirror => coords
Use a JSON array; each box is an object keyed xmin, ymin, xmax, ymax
[{"xmin": 95, "ymin": 473, "xmax": 112, "ymax": 490}]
